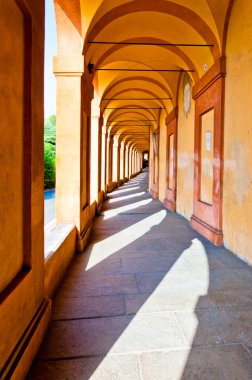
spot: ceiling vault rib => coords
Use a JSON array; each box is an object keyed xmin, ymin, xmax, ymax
[
  {"xmin": 106, "ymin": 107, "xmax": 164, "ymax": 110},
  {"xmin": 107, "ymin": 119, "xmax": 157, "ymax": 122},
  {"xmin": 88, "ymin": 41, "xmax": 214, "ymax": 47},
  {"xmin": 107, "ymin": 124, "xmax": 152, "ymax": 126},
  {"xmin": 102, "ymin": 98, "xmax": 172, "ymax": 100},
  {"xmin": 96, "ymin": 68, "xmax": 194, "ymax": 72}
]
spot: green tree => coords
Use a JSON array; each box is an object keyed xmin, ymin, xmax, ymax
[
  {"xmin": 44, "ymin": 115, "xmax": 56, "ymax": 189},
  {"xmin": 44, "ymin": 114, "xmax": 56, "ymax": 146}
]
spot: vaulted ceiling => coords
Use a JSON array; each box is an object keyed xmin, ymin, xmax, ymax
[{"xmin": 54, "ymin": 0, "xmax": 233, "ymax": 151}]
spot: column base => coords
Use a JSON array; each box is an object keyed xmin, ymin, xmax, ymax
[
  {"xmin": 1, "ymin": 299, "xmax": 51, "ymax": 380},
  {"xmin": 164, "ymin": 198, "xmax": 176, "ymax": 212},
  {"xmin": 151, "ymin": 190, "xmax": 159, "ymax": 200},
  {"xmin": 117, "ymin": 179, "xmax": 124, "ymax": 187},
  {"xmin": 76, "ymin": 218, "xmax": 93, "ymax": 252},
  {"xmin": 97, "ymin": 191, "xmax": 104, "ymax": 215},
  {"xmin": 107, "ymin": 181, "xmax": 117, "ymax": 193},
  {"xmin": 190, "ymin": 214, "xmax": 223, "ymax": 246}
]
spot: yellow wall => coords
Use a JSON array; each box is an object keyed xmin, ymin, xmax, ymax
[
  {"xmin": 176, "ymin": 79, "xmax": 195, "ymax": 220},
  {"xmin": 0, "ymin": 1, "xmax": 51, "ymax": 376},
  {"xmin": 149, "ymin": 127, "xmax": 154, "ymax": 192},
  {"xmin": 200, "ymin": 109, "xmax": 214, "ymax": 205},
  {"xmin": 169, "ymin": 134, "xmax": 174, "ymax": 189},
  {"xmin": 0, "ymin": 0, "xmax": 24, "ymax": 292},
  {"xmin": 158, "ymin": 112, "xmax": 167, "ymax": 202},
  {"xmin": 223, "ymin": 0, "xmax": 252, "ymax": 264}
]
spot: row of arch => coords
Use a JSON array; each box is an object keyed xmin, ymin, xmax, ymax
[{"xmin": 2, "ymin": 0, "xmax": 252, "ymax": 378}]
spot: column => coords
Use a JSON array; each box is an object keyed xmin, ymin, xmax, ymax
[
  {"xmin": 125, "ymin": 145, "xmax": 129, "ymax": 181},
  {"xmin": 129, "ymin": 147, "xmax": 132, "ymax": 178},
  {"xmin": 101, "ymin": 126, "xmax": 107, "ymax": 192},
  {"xmin": 107, "ymin": 134, "xmax": 114, "ymax": 190},
  {"xmin": 54, "ymin": 56, "xmax": 93, "ymax": 250},
  {"xmin": 112, "ymin": 137, "xmax": 119, "ymax": 184},
  {"xmin": 90, "ymin": 96, "xmax": 100, "ymax": 204},
  {"xmin": 120, "ymin": 142, "xmax": 125, "ymax": 182}
]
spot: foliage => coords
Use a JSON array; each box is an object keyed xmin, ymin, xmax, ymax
[
  {"xmin": 44, "ymin": 114, "xmax": 56, "ymax": 146},
  {"xmin": 44, "ymin": 115, "xmax": 56, "ymax": 189}
]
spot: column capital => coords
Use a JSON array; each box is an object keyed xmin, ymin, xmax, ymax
[{"xmin": 53, "ymin": 56, "xmax": 84, "ymax": 77}]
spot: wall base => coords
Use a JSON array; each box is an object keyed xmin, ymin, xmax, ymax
[
  {"xmin": 190, "ymin": 214, "xmax": 223, "ymax": 246},
  {"xmin": 97, "ymin": 191, "xmax": 104, "ymax": 215},
  {"xmin": 107, "ymin": 181, "xmax": 117, "ymax": 193},
  {"xmin": 117, "ymin": 179, "xmax": 124, "ymax": 187},
  {"xmin": 164, "ymin": 198, "xmax": 176, "ymax": 212},
  {"xmin": 45, "ymin": 224, "xmax": 76, "ymax": 298},
  {"xmin": 1, "ymin": 299, "xmax": 51, "ymax": 380},
  {"xmin": 151, "ymin": 190, "xmax": 159, "ymax": 200},
  {"xmin": 76, "ymin": 219, "xmax": 93, "ymax": 252}
]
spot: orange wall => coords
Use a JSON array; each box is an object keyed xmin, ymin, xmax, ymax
[
  {"xmin": 176, "ymin": 78, "xmax": 195, "ymax": 220},
  {"xmin": 223, "ymin": 0, "xmax": 252, "ymax": 264},
  {"xmin": 200, "ymin": 109, "xmax": 214, "ymax": 205},
  {"xmin": 158, "ymin": 112, "xmax": 167, "ymax": 202}
]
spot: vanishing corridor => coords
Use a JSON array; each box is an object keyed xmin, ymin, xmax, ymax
[{"xmin": 28, "ymin": 172, "xmax": 252, "ymax": 379}]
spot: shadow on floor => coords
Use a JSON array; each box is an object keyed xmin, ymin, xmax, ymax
[{"xmin": 28, "ymin": 171, "xmax": 252, "ymax": 379}]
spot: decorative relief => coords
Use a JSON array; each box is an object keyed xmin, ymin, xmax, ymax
[
  {"xmin": 152, "ymin": 132, "xmax": 158, "ymax": 156},
  {"xmin": 183, "ymin": 73, "xmax": 192, "ymax": 117}
]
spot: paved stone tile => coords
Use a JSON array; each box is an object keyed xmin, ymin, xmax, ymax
[
  {"xmin": 125, "ymin": 291, "xmax": 215, "ymax": 314},
  {"xmin": 28, "ymin": 171, "xmax": 252, "ymax": 379},
  {"xmin": 52, "ymin": 295, "xmax": 125, "ymax": 320},
  {"xmin": 57, "ymin": 273, "xmax": 138, "ymax": 297},
  {"xmin": 175, "ymin": 307, "xmax": 252, "ymax": 348},
  {"xmin": 28, "ymin": 355, "xmax": 141, "ymax": 380},
  {"xmin": 208, "ymin": 268, "xmax": 252, "ymax": 290},
  {"xmin": 125, "ymin": 237, "xmax": 184, "ymax": 252},
  {"xmin": 207, "ymin": 288, "xmax": 252, "ymax": 309},
  {"xmin": 206, "ymin": 247, "xmax": 251, "ymax": 269},
  {"xmin": 139, "ymin": 345, "xmax": 252, "ymax": 380},
  {"xmin": 121, "ymin": 255, "xmax": 190, "ymax": 274},
  {"xmin": 67, "ymin": 258, "xmax": 122, "ymax": 276},
  {"xmin": 37, "ymin": 313, "xmax": 186, "ymax": 359},
  {"xmin": 135, "ymin": 269, "xmax": 209, "ymax": 294}
]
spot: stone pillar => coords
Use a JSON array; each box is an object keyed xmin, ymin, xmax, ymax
[
  {"xmin": 129, "ymin": 147, "xmax": 132, "ymax": 178},
  {"xmin": 112, "ymin": 137, "xmax": 119, "ymax": 184},
  {"xmin": 90, "ymin": 96, "xmax": 100, "ymax": 205},
  {"xmin": 101, "ymin": 126, "xmax": 107, "ymax": 192},
  {"xmin": 125, "ymin": 145, "xmax": 129, "ymax": 181},
  {"xmin": 120, "ymin": 142, "xmax": 125, "ymax": 182},
  {"xmin": 107, "ymin": 134, "xmax": 114, "ymax": 191},
  {"xmin": 132, "ymin": 149, "xmax": 136, "ymax": 175},
  {"xmin": 54, "ymin": 56, "xmax": 93, "ymax": 250},
  {"xmin": 0, "ymin": 2, "xmax": 51, "ymax": 377}
]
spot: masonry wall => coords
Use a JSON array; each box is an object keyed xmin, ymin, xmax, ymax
[
  {"xmin": 158, "ymin": 112, "xmax": 167, "ymax": 203},
  {"xmin": 223, "ymin": 0, "xmax": 252, "ymax": 264},
  {"xmin": 0, "ymin": 1, "xmax": 51, "ymax": 377},
  {"xmin": 176, "ymin": 78, "xmax": 195, "ymax": 220}
]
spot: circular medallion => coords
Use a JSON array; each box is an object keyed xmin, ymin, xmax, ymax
[{"xmin": 183, "ymin": 74, "xmax": 192, "ymax": 117}]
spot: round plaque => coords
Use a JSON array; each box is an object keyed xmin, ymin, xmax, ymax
[{"xmin": 183, "ymin": 73, "xmax": 192, "ymax": 117}]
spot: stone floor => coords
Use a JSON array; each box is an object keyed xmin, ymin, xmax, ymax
[{"xmin": 28, "ymin": 171, "xmax": 252, "ymax": 379}]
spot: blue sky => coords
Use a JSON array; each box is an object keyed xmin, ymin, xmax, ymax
[{"xmin": 44, "ymin": 0, "xmax": 57, "ymax": 119}]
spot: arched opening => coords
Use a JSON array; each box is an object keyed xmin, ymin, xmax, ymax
[{"xmin": 44, "ymin": 0, "xmax": 57, "ymax": 235}]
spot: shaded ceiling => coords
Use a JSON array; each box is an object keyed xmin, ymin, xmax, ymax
[{"xmin": 54, "ymin": 0, "xmax": 232, "ymax": 152}]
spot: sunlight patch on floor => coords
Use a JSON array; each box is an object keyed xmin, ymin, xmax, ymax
[
  {"xmin": 108, "ymin": 191, "xmax": 145, "ymax": 203},
  {"xmin": 87, "ymin": 210, "xmax": 167, "ymax": 268},
  {"xmin": 103, "ymin": 198, "xmax": 152, "ymax": 220},
  {"xmin": 111, "ymin": 186, "xmax": 140, "ymax": 195}
]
